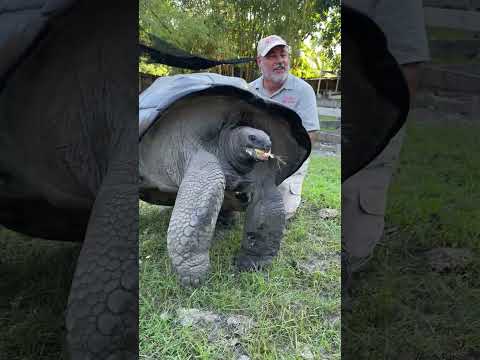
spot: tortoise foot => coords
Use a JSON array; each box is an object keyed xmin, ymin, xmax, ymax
[
  {"xmin": 234, "ymin": 254, "xmax": 274, "ymax": 272},
  {"xmin": 174, "ymin": 254, "xmax": 210, "ymax": 288}
]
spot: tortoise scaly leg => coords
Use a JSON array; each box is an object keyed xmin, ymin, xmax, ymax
[
  {"xmin": 235, "ymin": 178, "xmax": 286, "ymax": 271},
  {"xmin": 66, "ymin": 159, "xmax": 138, "ymax": 360},
  {"xmin": 167, "ymin": 150, "xmax": 225, "ymax": 287}
]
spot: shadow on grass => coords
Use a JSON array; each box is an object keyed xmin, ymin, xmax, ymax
[
  {"xmin": 343, "ymin": 120, "xmax": 480, "ymax": 359},
  {"xmin": 0, "ymin": 228, "xmax": 80, "ymax": 360}
]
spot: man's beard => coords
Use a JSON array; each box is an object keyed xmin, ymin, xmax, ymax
[{"xmin": 261, "ymin": 64, "xmax": 289, "ymax": 84}]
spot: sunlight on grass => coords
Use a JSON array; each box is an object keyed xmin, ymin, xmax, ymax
[{"xmin": 139, "ymin": 154, "xmax": 341, "ymax": 359}]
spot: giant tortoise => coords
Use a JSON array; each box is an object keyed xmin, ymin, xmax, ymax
[
  {"xmin": 139, "ymin": 73, "xmax": 310, "ymax": 286},
  {"xmin": 1, "ymin": 1, "xmax": 137, "ymax": 358}
]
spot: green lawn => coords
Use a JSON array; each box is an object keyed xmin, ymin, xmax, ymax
[
  {"xmin": 427, "ymin": 26, "xmax": 480, "ymax": 65},
  {"xmin": 343, "ymin": 119, "xmax": 480, "ymax": 359},
  {"xmin": 427, "ymin": 26, "xmax": 480, "ymax": 41},
  {"xmin": 139, "ymin": 155, "xmax": 341, "ymax": 359},
  {"xmin": 0, "ymin": 228, "xmax": 79, "ymax": 360}
]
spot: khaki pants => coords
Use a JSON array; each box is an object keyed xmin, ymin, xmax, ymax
[
  {"xmin": 342, "ymin": 125, "xmax": 406, "ymax": 269},
  {"xmin": 278, "ymin": 158, "xmax": 310, "ymax": 219}
]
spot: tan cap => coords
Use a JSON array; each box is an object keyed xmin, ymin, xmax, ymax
[{"xmin": 257, "ymin": 35, "xmax": 289, "ymax": 57}]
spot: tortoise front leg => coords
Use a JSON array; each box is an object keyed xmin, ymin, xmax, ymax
[
  {"xmin": 235, "ymin": 179, "xmax": 286, "ymax": 271},
  {"xmin": 167, "ymin": 151, "xmax": 225, "ymax": 287},
  {"xmin": 65, "ymin": 164, "xmax": 138, "ymax": 360}
]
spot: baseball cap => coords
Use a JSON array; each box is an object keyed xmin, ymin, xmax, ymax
[{"xmin": 257, "ymin": 35, "xmax": 289, "ymax": 57}]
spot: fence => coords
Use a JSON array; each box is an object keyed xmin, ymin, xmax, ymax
[
  {"xmin": 139, "ymin": 72, "xmax": 341, "ymax": 96},
  {"xmin": 417, "ymin": 1, "xmax": 480, "ymax": 120},
  {"xmin": 304, "ymin": 77, "xmax": 341, "ymax": 96}
]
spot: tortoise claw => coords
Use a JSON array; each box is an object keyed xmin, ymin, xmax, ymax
[{"xmin": 179, "ymin": 272, "xmax": 207, "ymax": 288}]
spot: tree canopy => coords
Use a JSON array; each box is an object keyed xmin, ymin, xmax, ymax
[{"xmin": 139, "ymin": 0, "xmax": 340, "ymax": 80}]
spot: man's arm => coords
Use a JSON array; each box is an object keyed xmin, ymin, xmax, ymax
[
  {"xmin": 401, "ymin": 62, "xmax": 421, "ymax": 101},
  {"xmin": 297, "ymin": 82, "xmax": 320, "ymax": 138}
]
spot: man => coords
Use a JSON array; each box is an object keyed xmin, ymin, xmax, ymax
[
  {"xmin": 341, "ymin": 1, "xmax": 430, "ymax": 271},
  {"xmin": 250, "ymin": 35, "xmax": 320, "ymax": 219}
]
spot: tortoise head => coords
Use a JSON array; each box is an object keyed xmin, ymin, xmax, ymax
[{"xmin": 221, "ymin": 126, "xmax": 272, "ymax": 173}]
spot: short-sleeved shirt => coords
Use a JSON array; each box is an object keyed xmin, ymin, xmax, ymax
[
  {"xmin": 249, "ymin": 74, "xmax": 320, "ymax": 132},
  {"xmin": 343, "ymin": 0, "xmax": 430, "ymax": 65}
]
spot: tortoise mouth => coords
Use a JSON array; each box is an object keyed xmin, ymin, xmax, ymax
[{"xmin": 245, "ymin": 147, "xmax": 273, "ymax": 161}]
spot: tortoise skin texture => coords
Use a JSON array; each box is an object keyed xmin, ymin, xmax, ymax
[
  {"xmin": 139, "ymin": 75, "xmax": 310, "ymax": 286},
  {"xmin": 1, "ymin": 1, "xmax": 138, "ymax": 358}
]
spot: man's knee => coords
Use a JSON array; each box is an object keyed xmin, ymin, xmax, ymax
[{"xmin": 342, "ymin": 174, "xmax": 388, "ymax": 260}]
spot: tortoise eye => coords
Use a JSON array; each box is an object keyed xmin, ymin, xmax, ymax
[{"xmin": 248, "ymin": 135, "xmax": 257, "ymax": 141}]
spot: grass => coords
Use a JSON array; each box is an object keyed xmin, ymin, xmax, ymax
[
  {"xmin": 139, "ymin": 154, "xmax": 341, "ymax": 359},
  {"xmin": 0, "ymin": 228, "xmax": 79, "ymax": 360},
  {"xmin": 0, "ymin": 155, "xmax": 340, "ymax": 359},
  {"xmin": 343, "ymin": 118, "xmax": 480, "ymax": 359},
  {"xmin": 319, "ymin": 126, "xmax": 340, "ymax": 134},
  {"xmin": 427, "ymin": 27, "xmax": 480, "ymax": 41},
  {"xmin": 427, "ymin": 26, "xmax": 480, "ymax": 65},
  {"xmin": 319, "ymin": 115, "xmax": 338, "ymax": 122},
  {"xmin": 319, "ymin": 115, "xmax": 340, "ymax": 133}
]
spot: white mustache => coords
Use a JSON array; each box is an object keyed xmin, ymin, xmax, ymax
[{"xmin": 274, "ymin": 64, "xmax": 285, "ymax": 70}]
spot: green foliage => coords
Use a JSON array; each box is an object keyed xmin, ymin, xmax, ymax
[
  {"xmin": 139, "ymin": 0, "xmax": 340, "ymax": 79},
  {"xmin": 139, "ymin": 56, "xmax": 170, "ymax": 76},
  {"xmin": 291, "ymin": 42, "xmax": 322, "ymax": 79},
  {"xmin": 315, "ymin": 5, "xmax": 341, "ymax": 71}
]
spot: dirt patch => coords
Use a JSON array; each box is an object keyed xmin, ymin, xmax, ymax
[
  {"xmin": 423, "ymin": 247, "xmax": 473, "ymax": 272},
  {"xmin": 318, "ymin": 208, "xmax": 339, "ymax": 220},
  {"xmin": 296, "ymin": 253, "xmax": 340, "ymax": 274},
  {"xmin": 176, "ymin": 308, "xmax": 255, "ymax": 359}
]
